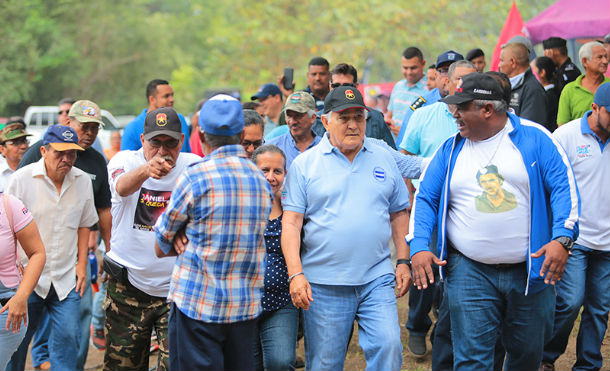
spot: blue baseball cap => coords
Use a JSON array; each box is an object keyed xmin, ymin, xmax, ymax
[
  {"xmin": 436, "ymin": 50, "xmax": 464, "ymax": 68},
  {"xmin": 593, "ymin": 82, "xmax": 610, "ymax": 110},
  {"xmin": 251, "ymin": 83, "xmax": 282, "ymax": 100},
  {"xmin": 43, "ymin": 125, "xmax": 84, "ymax": 151},
  {"xmin": 199, "ymin": 94, "xmax": 244, "ymax": 136}
]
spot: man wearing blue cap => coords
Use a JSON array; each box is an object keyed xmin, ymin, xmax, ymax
[
  {"xmin": 251, "ymin": 83, "xmax": 285, "ymax": 135},
  {"xmin": 6, "ymin": 125, "xmax": 98, "ymax": 371},
  {"xmin": 102, "ymin": 107, "xmax": 199, "ymax": 371},
  {"xmin": 155, "ymin": 94, "xmax": 272, "ymax": 371},
  {"xmin": 541, "ymin": 82, "xmax": 610, "ymax": 371}
]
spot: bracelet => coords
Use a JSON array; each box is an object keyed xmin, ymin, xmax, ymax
[
  {"xmin": 396, "ymin": 259, "xmax": 411, "ymax": 268},
  {"xmin": 288, "ymin": 272, "xmax": 304, "ymax": 284}
]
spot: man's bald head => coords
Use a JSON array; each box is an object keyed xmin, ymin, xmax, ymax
[
  {"xmin": 499, "ymin": 42, "xmax": 530, "ymax": 77},
  {"xmin": 503, "ymin": 43, "xmax": 530, "ymax": 67}
]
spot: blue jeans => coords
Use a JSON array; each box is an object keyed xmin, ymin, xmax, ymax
[
  {"xmin": 30, "ymin": 308, "xmax": 50, "ymax": 367},
  {"xmin": 253, "ymin": 303, "xmax": 299, "ymax": 371},
  {"xmin": 0, "ymin": 305, "xmax": 27, "ymax": 370},
  {"xmin": 446, "ymin": 251, "xmax": 554, "ymax": 371},
  {"xmin": 542, "ymin": 244, "xmax": 610, "ymax": 371},
  {"xmin": 303, "ymin": 273, "xmax": 402, "ymax": 371},
  {"xmin": 7, "ymin": 285, "xmax": 81, "ymax": 371},
  {"xmin": 169, "ymin": 303, "xmax": 259, "ymax": 371},
  {"xmin": 91, "ymin": 280, "xmax": 107, "ymax": 331},
  {"xmin": 76, "ymin": 262, "xmax": 92, "ymax": 371}
]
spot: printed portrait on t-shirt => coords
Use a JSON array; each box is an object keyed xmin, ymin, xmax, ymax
[
  {"xmin": 133, "ymin": 187, "xmax": 172, "ymax": 231},
  {"xmin": 474, "ymin": 164, "xmax": 517, "ymax": 213}
]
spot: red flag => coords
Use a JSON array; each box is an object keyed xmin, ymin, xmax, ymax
[{"xmin": 490, "ymin": 1, "xmax": 527, "ymax": 71}]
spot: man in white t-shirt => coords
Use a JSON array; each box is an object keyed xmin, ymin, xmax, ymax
[
  {"xmin": 541, "ymin": 82, "xmax": 610, "ymax": 371},
  {"xmin": 103, "ymin": 107, "xmax": 199, "ymax": 371},
  {"xmin": 408, "ymin": 73, "xmax": 580, "ymax": 371}
]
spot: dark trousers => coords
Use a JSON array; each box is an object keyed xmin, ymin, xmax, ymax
[{"xmin": 169, "ymin": 303, "xmax": 259, "ymax": 371}]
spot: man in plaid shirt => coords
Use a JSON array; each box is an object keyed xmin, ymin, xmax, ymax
[{"xmin": 155, "ymin": 94, "xmax": 272, "ymax": 371}]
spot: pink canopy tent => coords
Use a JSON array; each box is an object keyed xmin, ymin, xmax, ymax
[{"xmin": 525, "ymin": 0, "xmax": 610, "ymax": 44}]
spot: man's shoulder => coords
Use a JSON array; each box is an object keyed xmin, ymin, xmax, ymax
[
  {"xmin": 108, "ymin": 149, "xmax": 142, "ymax": 168},
  {"xmin": 267, "ymin": 132, "xmax": 290, "ymax": 146},
  {"xmin": 177, "ymin": 153, "xmax": 202, "ymax": 168},
  {"xmin": 553, "ymin": 117, "xmax": 581, "ymax": 139},
  {"xmin": 81, "ymin": 146, "xmax": 108, "ymax": 165},
  {"xmin": 124, "ymin": 110, "xmax": 146, "ymax": 130}
]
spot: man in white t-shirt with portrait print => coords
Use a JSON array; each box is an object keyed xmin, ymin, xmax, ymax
[
  {"xmin": 104, "ymin": 107, "xmax": 199, "ymax": 371},
  {"xmin": 408, "ymin": 72, "xmax": 580, "ymax": 371}
]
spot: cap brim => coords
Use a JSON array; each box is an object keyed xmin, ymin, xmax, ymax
[
  {"xmin": 439, "ymin": 95, "xmax": 474, "ymax": 105},
  {"xmin": 143, "ymin": 130, "xmax": 182, "ymax": 141},
  {"xmin": 72, "ymin": 115, "xmax": 104, "ymax": 126},
  {"xmin": 49, "ymin": 142, "xmax": 84, "ymax": 151},
  {"xmin": 325, "ymin": 103, "xmax": 370, "ymax": 114},
  {"xmin": 251, "ymin": 94, "xmax": 268, "ymax": 101},
  {"xmin": 282, "ymin": 106, "xmax": 310, "ymax": 114}
]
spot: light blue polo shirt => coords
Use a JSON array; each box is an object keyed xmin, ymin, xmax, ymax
[
  {"xmin": 283, "ymin": 134, "xmax": 410, "ymax": 285},
  {"xmin": 388, "ymin": 78, "xmax": 428, "ymax": 125},
  {"xmin": 267, "ymin": 131, "xmax": 321, "ymax": 169}
]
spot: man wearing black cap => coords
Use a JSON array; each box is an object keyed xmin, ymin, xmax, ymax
[
  {"xmin": 466, "ymin": 48, "xmax": 486, "ymax": 72},
  {"xmin": 543, "ymin": 37, "xmax": 581, "ymax": 91},
  {"xmin": 103, "ymin": 107, "xmax": 200, "ymax": 371},
  {"xmin": 281, "ymin": 86, "xmax": 412, "ymax": 370},
  {"xmin": 408, "ymin": 72, "xmax": 579, "ymax": 371}
]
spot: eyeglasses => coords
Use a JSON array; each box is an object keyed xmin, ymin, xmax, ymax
[
  {"xmin": 2, "ymin": 138, "xmax": 29, "ymax": 146},
  {"xmin": 148, "ymin": 138, "xmax": 180, "ymax": 149},
  {"xmin": 436, "ymin": 68, "xmax": 450, "ymax": 76},
  {"xmin": 242, "ymin": 140, "xmax": 263, "ymax": 149},
  {"xmin": 331, "ymin": 82, "xmax": 356, "ymax": 89},
  {"xmin": 58, "ymin": 110, "xmax": 70, "ymax": 115},
  {"xmin": 78, "ymin": 122, "xmax": 100, "ymax": 133}
]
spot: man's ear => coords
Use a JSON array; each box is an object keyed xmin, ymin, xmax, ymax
[{"xmin": 321, "ymin": 114, "xmax": 330, "ymax": 132}]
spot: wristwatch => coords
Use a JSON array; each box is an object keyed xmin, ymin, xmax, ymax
[
  {"xmin": 554, "ymin": 236, "xmax": 574, "ymax": 252},
  {"xmin": 396, "ymin": 259, "xmax": 411, "ymax": 269}
]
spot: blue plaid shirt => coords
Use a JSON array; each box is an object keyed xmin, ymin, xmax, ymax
[{"xmin": 155, "ymin": 144, "xmax": 272, "ymax": 323}]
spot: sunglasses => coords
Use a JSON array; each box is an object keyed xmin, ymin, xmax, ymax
[
  {"xmin": 148, "ymin": 138, "xmax": 180, "ymax": 149},
  {"xmin": 2, "ymin": 138, "xmax": 29, "ymax": 146},
  {"xmin": 330, "ymin": 82, "xmax": 356, "ymax": 89}
]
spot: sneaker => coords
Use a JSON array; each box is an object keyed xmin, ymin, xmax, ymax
[
  {"xmin": 90, "ymin": 325, "xmax": 106, "ymax": 350},
  {"xmin": 539, "ymin": 361, "xmax": 555, "ymax": 371},
  {"xmin": 407, "ymin": 334, "xmax": 427, "ymax": 357}
]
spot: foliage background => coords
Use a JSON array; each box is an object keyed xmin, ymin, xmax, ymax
[{"xmin": 0, "ymin": 0, "xmax": 555, "ymax": 116}]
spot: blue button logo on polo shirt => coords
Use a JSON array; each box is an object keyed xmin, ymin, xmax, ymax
[{"xmin": 373, "ymin": 167, "xmax": 386, "ymax": 182}]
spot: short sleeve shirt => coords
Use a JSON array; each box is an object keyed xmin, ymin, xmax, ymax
[
  {"xmin": 0, "ymin": 194, "xmax": 33, "ymax": 295},
  {"xmin": 282, "ymin": 135, "xmax": 410, "ymax": 285}
]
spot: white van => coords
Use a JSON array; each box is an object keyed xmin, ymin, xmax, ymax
[{"xmin": 24, "ymin": 106, "xmax": 123, "ymax": 149}]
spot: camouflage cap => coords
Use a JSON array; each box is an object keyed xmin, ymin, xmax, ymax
[
  {"xmin": 68, "ymin": 100, "xmax": 104, "ymax": 126},
  {"xmin": 0, "ymin": 123, "xmax": 31, "ymax": 143},
  {"xmin": 282, "ymin": 91, "xmax": 316, "ymax": 114}
]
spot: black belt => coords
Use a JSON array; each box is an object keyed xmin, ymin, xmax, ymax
[
  {"xmin": 447, "ymin": 242, "xmax": 525, "ymax": 270},
  {"xmin": 0, "ymin": 297, "xmax": 11, "ymax": 306}
]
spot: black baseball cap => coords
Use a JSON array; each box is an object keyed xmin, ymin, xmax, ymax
[
  {"xmin": 144, "ymin": 107, "xmax": 182, "ymax": 141},
  {"xmin": 323, "ymin": 86, "xmax": 369, "ymax": 114},
  {"xmin": 440, "ymin": 72, "xmax": 505, "ymax": 105}
]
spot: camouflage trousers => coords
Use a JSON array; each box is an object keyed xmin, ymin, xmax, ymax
[{"xmin": 103, "ymin": 277, "xmax": 169, "ymax": 371}]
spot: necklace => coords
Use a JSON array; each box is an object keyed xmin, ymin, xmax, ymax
[{"xmin": 468, "ymin": 126, "xmax": 507, "ymax": 171}]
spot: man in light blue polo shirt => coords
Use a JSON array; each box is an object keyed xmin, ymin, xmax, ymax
[
  {"xmin": 399, "ymin": 60, "xmax": 476, "ymax": 367},
  {"xmin": 396, "ymin": 50, "xmax": 465, "ymax": 146},
  {"xmin": 267, "ymin": 91, "xmax": 320, "ymax": 169},
  {"xmin": 387, "ymin": 47, "xmax": 428, "ymax": 136},
  {"xmin": 282, "ymin": 86, "xmax": 412, "ymax": 371},
  {"xmin": 541, "ymin": 82, "xmax": 610, "ymax": 371}
]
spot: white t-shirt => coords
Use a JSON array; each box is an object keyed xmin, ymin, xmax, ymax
[
  {"xmin": 106, "ymin": 149, "xmax": 200, "ymax": 297},
  {"xmin": 554, "ymin": 116, "xmax": 610, "ymax": 251},
  {"xmin": 446, "ymin": 121, "xmax": 530, "ymax": 264}
]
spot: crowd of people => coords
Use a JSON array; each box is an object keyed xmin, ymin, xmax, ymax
[{"xmin": 0, "ymin": 33, "xmax": 608, "ymax": 371}]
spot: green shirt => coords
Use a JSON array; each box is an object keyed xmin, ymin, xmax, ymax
[{"xmin": 557, "ymin": 75, "xmax": 610, "ymax": 125}]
